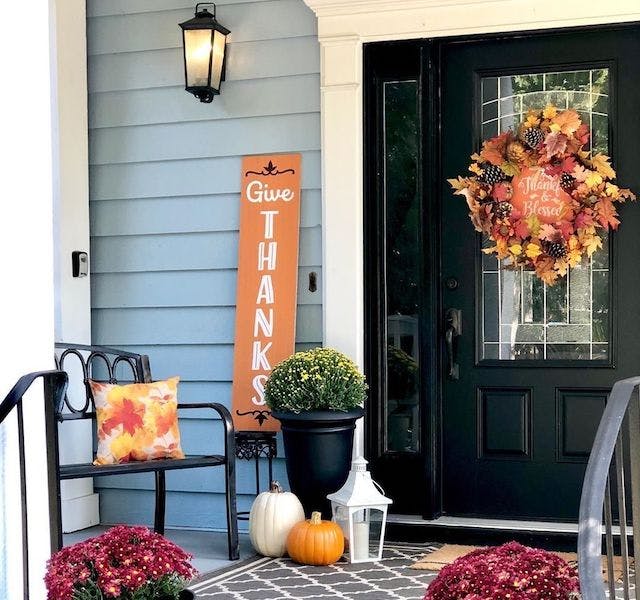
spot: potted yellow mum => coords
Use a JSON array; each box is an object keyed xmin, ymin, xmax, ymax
[{"xmin": 265, "ymin": 347, "xmax": 366, "ymax": 518}]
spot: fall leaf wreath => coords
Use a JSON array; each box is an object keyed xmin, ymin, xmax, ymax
[{"xmin": 448, "ymin": 105, "xmax": 636, "ymax": 285}]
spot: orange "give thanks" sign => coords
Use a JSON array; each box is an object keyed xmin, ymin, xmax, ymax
[{"xmin": 231, "ymin": 154, "xmax": 301, "ymax": 431}]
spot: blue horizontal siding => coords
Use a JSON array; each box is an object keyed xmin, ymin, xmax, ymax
[
  {"xmin": 91, "ymin": 305, "xmax": 322, "ymax": 344},
  {"xmin": 90, "ymin": 190, "xmax": 321, "ymax": 235},
  {"xmin": 90, "ymin": 227, "xmax": 321, "ymax": 272},
  {"xmin": 95, "ymin": 462, "xmax": 288, "ymax": 497},
  {"xmin": 88, "ymin": 0, "xmax": 277, "ymax": 18},
  {"xmin": 100, "ymin": 343, "xmax": 321, "ymax": 382},
  {"xmin": 89, "ymin": 74, "xmax": 320, "ymax": 128},
  {"xmin": 92, "ymin": 267, "xmax": 322, "ymax": 307},
  {"xmin": 88, "ymin": 36, "xmax": 319, "ymax": 93},
  {"xmin": 89, "ymin": 151, "xmax": 321, "ymax": 200},
  {"xmin": 87, "ymin": 0, "xmax": 316, "ymax": 54},
  {"xmin": 88, "ymin": 0, "xmax": 320, "ymax": 532},
  {"xmin": 89, "ymin": 113, "xmax": 320, "ymax": 164},
  {"xmin": 98, "ymin": 489, "xmax": 265, "ymax": 531}
]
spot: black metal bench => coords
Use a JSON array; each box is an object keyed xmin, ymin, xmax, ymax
[{"xmin": 52, "ymin": 343, "xmax": 239, "ymax": 560}]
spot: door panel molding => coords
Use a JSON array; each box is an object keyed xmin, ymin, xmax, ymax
[
  {"xmin": 477, "ymin": 387, "xmax": 532, "ymax": 461},
  {"xmin": 555, "ymin": 388, "xmax": 609, "ymax": 463}
]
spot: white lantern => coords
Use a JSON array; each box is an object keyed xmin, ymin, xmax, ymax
[{"xmin": 327, "ymin": 456, "xmax": 392, "ymax": 563}]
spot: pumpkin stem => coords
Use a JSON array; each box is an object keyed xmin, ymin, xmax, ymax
[
  {"xmin": 310, "ymin": 511, "xmax": 322, "ymax": 525},
  {"xmin": 269, "ymin": 481, "xmax": 283, "ymax": 493}
]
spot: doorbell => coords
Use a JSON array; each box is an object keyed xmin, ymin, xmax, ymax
[{"xmin": 72, "ymin": 251, "xmax": 89, "ymax": 277}]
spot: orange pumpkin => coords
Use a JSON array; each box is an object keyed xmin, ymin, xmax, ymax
[{"xmin": 286, "ymin": 511, "xmax": 344, "ymax": 566}]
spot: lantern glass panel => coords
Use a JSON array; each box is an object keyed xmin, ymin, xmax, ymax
[
  {"xmin": 367, "ymin": 508, "xmax": 384, "ymax": 560},
  {"xmin": 211, "ymin": 29, "xmax": 227, "ymax": 89},
  {"xmin": 351, "ymin": 509, "xmax": 370, "ymax": 561},
  {"xmin": 184, "ymin": 28, "xmax": 213, "ymax": 87},
  {"xmin": 347, "ymin": 507, "xmax": 385, "ymax": 562},
  {"xmin": 332, "ymin": 504, "xmax": 350, "ymax": 543}
]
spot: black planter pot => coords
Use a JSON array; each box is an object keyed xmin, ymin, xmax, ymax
[{"xmin": 272, "ymin": 407, "xmax": 364, "ymax": 519}]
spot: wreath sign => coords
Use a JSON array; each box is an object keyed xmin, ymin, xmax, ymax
[{"xmin": 448, "ymin": 105, "xmax": 635, "ymax": 285}]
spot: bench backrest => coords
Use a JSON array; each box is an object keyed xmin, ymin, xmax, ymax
[{"xmin": 54, "ymin": 343, "xmax": 152, "ymax": 421}]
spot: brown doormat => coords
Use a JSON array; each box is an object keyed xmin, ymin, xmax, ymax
[{"xmin": 410, "ymin": 544, "xmax": 629, "ymax": 583}]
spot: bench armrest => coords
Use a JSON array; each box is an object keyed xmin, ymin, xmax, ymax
[{"xmin": 178, "ymin": 402, "xmax": 236, "ymax": 457}]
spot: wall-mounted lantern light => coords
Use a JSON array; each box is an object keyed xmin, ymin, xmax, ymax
[{"xmin": 179, "ymin": 3, "xmax": 230, "ymax": 103}]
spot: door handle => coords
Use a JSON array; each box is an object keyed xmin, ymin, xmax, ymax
[{"xmin": 445, "ymin": 308, "xmax": 462, "ymax": 380}]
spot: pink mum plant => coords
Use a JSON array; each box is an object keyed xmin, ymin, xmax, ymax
[
  {"xmin": 425, "ymin": 541, "xmax": 580, "ymax": 600},
  {"xmin": 45, "ymin": 525, "xmax": 197, "ymax": 600}
]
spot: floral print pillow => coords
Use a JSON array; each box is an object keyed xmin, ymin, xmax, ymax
[{"xmin": 89, "ymin": 377, "xmax": 184, "ymax": 465}]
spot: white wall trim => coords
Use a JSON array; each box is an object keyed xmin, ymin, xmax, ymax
[
  {"xmin": 305, "ymin": 0, "xmax": 640, "ymax": 34},
  {"xmin": 304, "ymin": 0, "xmax": 640, "ymax": 458}
]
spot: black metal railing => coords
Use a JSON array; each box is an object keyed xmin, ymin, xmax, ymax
[
  {"xmin": 0, "ymin": 370, "xmax": 68, "ymax": 600},
  {"xmin": 578, "ymin": 376, "xmax": 640, "ymax": 599}
]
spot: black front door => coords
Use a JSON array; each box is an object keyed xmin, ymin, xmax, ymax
[
  {"xmin": 441, "ymin": 27, "xmax": 640, "ymax": 520},
  {"xmin": 365, "ymin": 25, "xmax": 640, "ymax": 521}
]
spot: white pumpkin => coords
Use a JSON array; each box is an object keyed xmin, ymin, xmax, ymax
[{"xmin": 249, "ymin": 481, "xmax": 305, "ymax": 557}]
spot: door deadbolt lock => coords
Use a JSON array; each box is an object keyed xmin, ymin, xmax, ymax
[{"xmin": 445, "ymin": 277, "xmax": 459, "ymax": 290}]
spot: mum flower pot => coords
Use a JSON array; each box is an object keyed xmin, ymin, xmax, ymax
[{"xmin": 272, "ymin": 407, "xmax": 364, "ymax": 519}]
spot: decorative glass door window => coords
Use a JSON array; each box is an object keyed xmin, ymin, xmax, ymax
[
  {"xmin": 480, "ymin": 68, "xmax": 611, "ymax": 361},
  {"xmin": 382, "ymin": 80, "xmax": 421, "ymax": 451}
]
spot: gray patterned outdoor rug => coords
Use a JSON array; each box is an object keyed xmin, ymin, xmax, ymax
[
  {"xmin": 188, "ymin": 542, "xmax": 634, "ymax": 599},
  {"xmin": 189, "ymin": 543, "xmax": 439, "ymax": 599}
]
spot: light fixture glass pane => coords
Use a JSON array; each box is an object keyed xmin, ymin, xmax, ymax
[
  {"xmin": 211, "ymin": 30, "xmax": 227, "ymax": 90},
  {"xmin": 184, "ymin": 29, "xmax": 213, "ymax": 87}
]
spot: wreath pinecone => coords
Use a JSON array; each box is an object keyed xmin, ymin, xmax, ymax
[
  {"xmin": 560, "ymin": 172, "xmax": 575, "ymax": 190},
  {"xmin": 481, "ymin": 164, "xmax": 506, "ymax": 185},
  {"xmin": 543, "ymin": 240, "xmax": 568, "ymax": 259},
  {"xmin": 506, "ymin": 141, "xmax": 526, "ymax": 163},
  {"xmin": 522, "ymin": 127, "xmax": 545, "ymax": 149},
  {"xmin": 494, "ymin": 201, "xmax": 513, "ymax": 219}
]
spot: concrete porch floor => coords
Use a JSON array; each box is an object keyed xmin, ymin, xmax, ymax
[{"xmin": 63, "ymin": 526, "xmax": 255, "ymax": 575}]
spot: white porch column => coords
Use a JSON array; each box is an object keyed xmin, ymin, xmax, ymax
[
  {"xmin": 51, "ymin": 0, "xmax": 99, "ymax": 533},
  {"xmin": 320, "ymin": 36, "xmax": 364, "ymax": 456},
  {"xmin": 318, "ymin": 36, "xmax": 365, "ymax": 455},
  {"xmin": 320, "ymin": 36, "xmax": 364, "ymax": 366}
]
